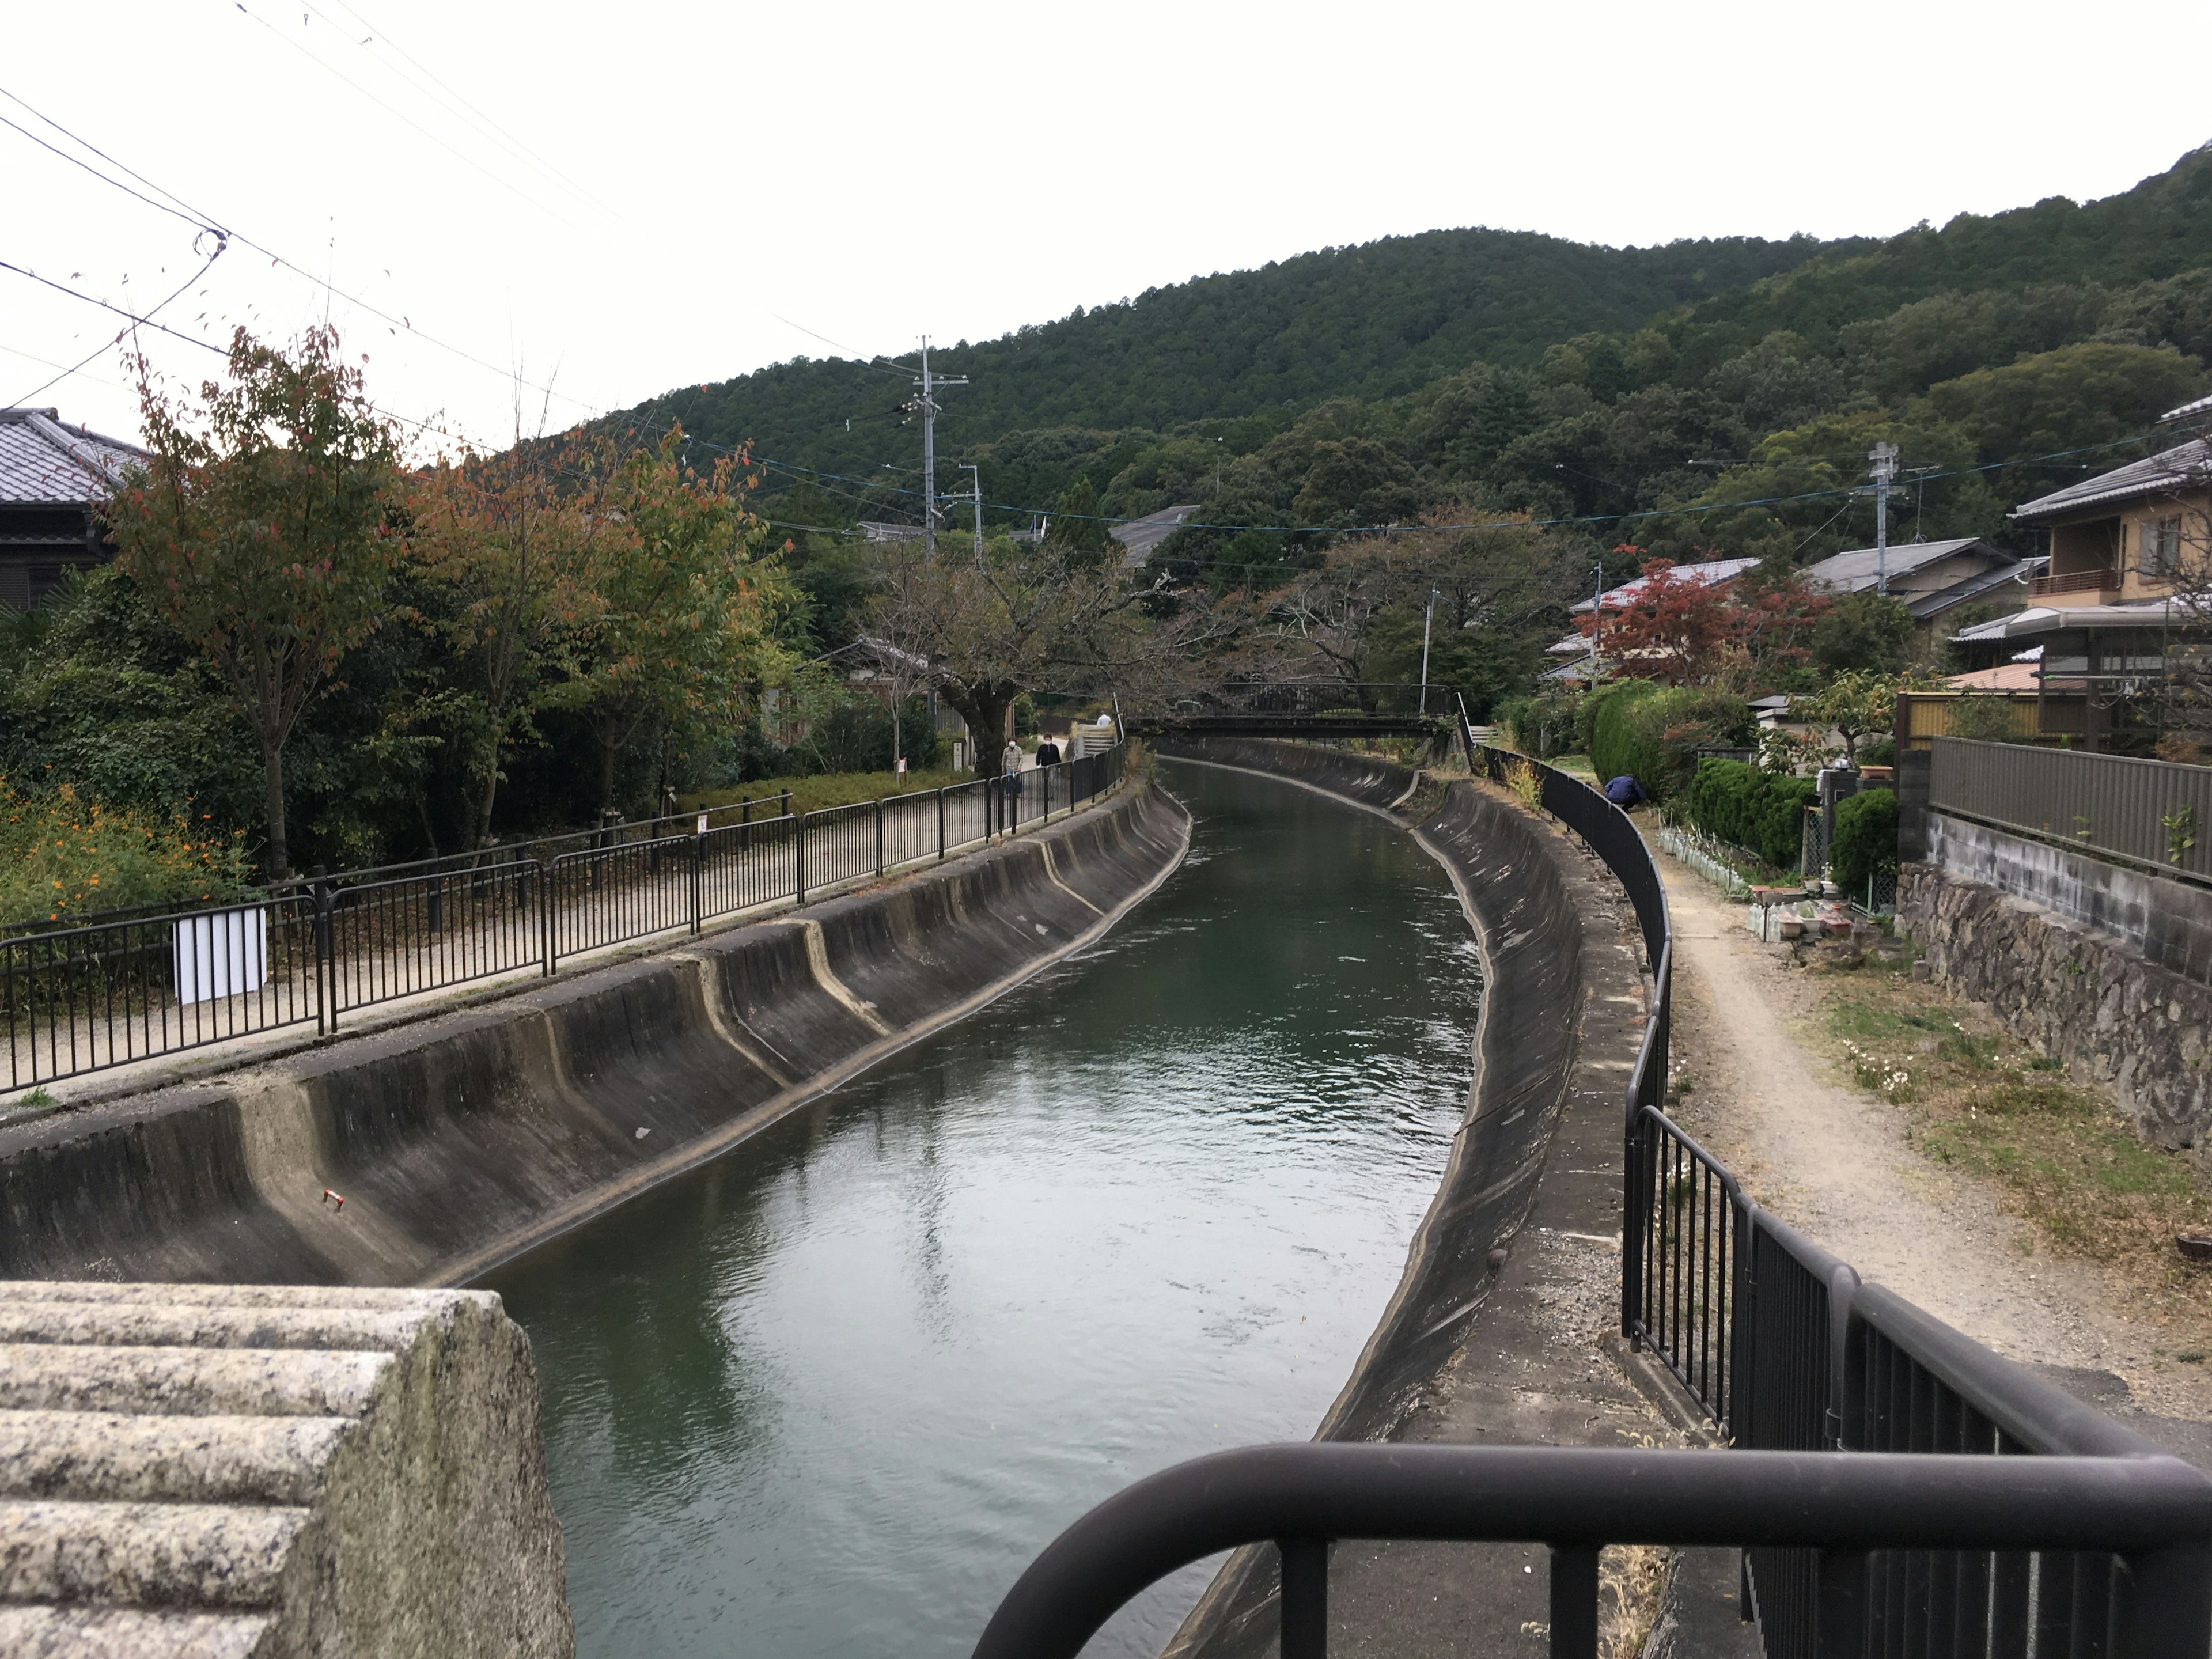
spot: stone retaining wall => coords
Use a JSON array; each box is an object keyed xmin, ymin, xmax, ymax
[
  {"xmin": 0, "ymin": 784, "xmax": 1189, "ymax": 1287},
  {"xmin": 1900, "ymin": 857, "xmax": 2212, "ymax": 1155}
]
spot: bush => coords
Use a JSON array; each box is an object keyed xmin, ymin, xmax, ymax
[
  {"xmin": 1495, "ymin": 688, "xmax": 1580, "ymax": 757},
  {"xmin": 1833, "ymin": 787, "xmax": 1900, "ymax": 893},
  {"xmin": 1589, "ymin": 682, "xmax": 1754, "ymax": 801},
  {"xmin": 1684, "ymin": 758, "xmax": 1819, "ymax": 869},
  {"xmin": 0, "ymin": 779, "xmax": 252, "ymax": 926}
]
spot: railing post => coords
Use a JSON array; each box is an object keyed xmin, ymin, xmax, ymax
[
  {"xmin": 1815, "ymin": 1549, "xmax": 1869, "ymax": 1659},
  {"xmin": 691, "ymin": 828, "xmax": 703, "ymax": 935},
  {"xmin": 1622, "ymin": 1108, "xmax": 1643, "ymax": 1344},
  {"xmin": 780, "ymin": 789, "xmax": 791, "ymax": 821},
  {"xmin": 542, "ymin": 859, "xmax": 558, "ymax": 976},
  {"xmin": 875, "ymin": 797, "xmax": 885, "ymax": 878},
  {"xmin": 1278, "ymin": 1539, "xmax": 1327, "ymax": 1659},
  {"xmin": 796, "ymin": 812, "xmax": 808, "ymax": 907},
  {"xmin": 1548, "ymin": 1544, "xmax": 1599, "ymax": 1659},
  {"xmin": 938, "ymin": 787, "xmax": 946, "ymax": 861},
  {"xmin": 2118, "ymin": 1543, "xmax": 2212, "ymax": 1659},
  {"xmin": 312, "ymin": 865, "xmax": 334, "ymax": 1035}
]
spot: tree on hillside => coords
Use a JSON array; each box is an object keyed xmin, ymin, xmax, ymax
[
  {"xmin": 107, "ymin": 326, "xmax": 405, "ymax": 878},
  {"xmin": 1044, "ymin": 476, "xmax": 1114, "ymax": 560}
]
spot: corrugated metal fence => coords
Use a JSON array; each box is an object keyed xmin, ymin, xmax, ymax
[{"xmin": 1929, "ymin": 737, "xmax": 2212, "ymax": 884}]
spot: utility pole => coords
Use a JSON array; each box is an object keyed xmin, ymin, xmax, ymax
[
  {"xmin": 959, "ymin": 463, "xmax": 984, "ymax": 566},
  {"xmin": 908, "ymin": 337, "xmax": 968, "ymax": 560},
  {"xmin": 1418, "ymin": 587, "xmax": 1437, "ymax": 714},
  {"xmin": 1868, "ymin": 441, "xmax": 1900, "ymax": 596},
  {"xmin": 1589, "ymin": 560, "xmax": 1606, "ymax": 679}
]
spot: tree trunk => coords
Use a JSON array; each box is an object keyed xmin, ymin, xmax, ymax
[
  {"xmin": 597, "ymin": 729, "xmax": 619, "ymax": 818},
  {"xmin": 260, "ymin": 733, "xmax": 291, "ymax": 882},
  {"xmin": 945, "ymin": 686, "xmax": 1015, "ymax": 777}
]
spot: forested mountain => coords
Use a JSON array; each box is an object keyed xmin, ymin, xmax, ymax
[{"xmin": 637, "ymin": 147, "xmax": 2212, "ymax": 646}]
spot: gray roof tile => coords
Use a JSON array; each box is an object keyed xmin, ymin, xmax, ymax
[
  {"xmin": 0, "ymin": 408, "xmax": 146, "ymax": 505},
  {"xmin": 2010, "ymin": 438, "xmax": 2212, "ymax": 523}
]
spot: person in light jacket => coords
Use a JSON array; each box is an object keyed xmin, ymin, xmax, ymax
[{"xmin": 1002, "ymin": 738, "xmax": 1024, "ymax": 801}]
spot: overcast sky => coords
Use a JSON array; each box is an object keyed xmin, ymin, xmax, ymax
[{"xmin": 7, "ymin": 0, "xmax": 2209, "ymax": 455}]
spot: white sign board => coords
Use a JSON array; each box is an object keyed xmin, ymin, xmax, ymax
[{"xmin": 173, "ymin": 906, "xmax": 270, "ymax": 1005}]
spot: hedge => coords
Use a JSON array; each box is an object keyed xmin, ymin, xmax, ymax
[
  {"xmin": 1588, "ymin": 683, "xmax": 1754, "ymax": 801},
  {"xmin": 1832, "ymin": 787, "xmax": 1899, "ymax": 892},
  {"xmin": 1683, "ymin": 758, "xmax": 1818, "ymax": 870}
]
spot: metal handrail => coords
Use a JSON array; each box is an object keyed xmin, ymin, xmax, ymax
[{"xmin": 972, "ymin": 1444, "xmax": 2212, "ymax": 1659}]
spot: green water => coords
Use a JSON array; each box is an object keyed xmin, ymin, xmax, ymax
[{"xmin": 484, "ymin": 761, "xmax": 1482, "ymax": 1658}]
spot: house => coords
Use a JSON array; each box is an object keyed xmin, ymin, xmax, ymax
[
  {"xmin": 1938, "ymin": 416, "xmax": 2212, "ymax": 751},
  {"xmin": 1545, "ymin": 556, "xmax": 1759, "ymax": 673},
  {"xmin": 0, "ymin": 407, "xmax": 147, "ymax": 609},
  {"xmin": 1799, "ymin": 536, "xmax": 2035, "ymax": 645}
]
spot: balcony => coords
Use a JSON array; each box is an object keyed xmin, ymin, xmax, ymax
[{"xmin": 2031, "ymin": 566, "xmax": 2122, "ymax": 599}]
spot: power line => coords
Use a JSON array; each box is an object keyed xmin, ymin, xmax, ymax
[
  {"xmin": 0, "ymin": 84, "xmax": 597, "ymax": 423},
  {"xmin": 7, "ymin": 235, "xmax": 228, "ymax": 406},
  {"xmin": 309, "ymin": 0, "xmax": 624, "ymax": 224},
  {"xmin": 0, "ymin": 258, "xmax": 230, "ymax": 361},
  {"xmin": 230, "ymin": 2, "xmax": 584, "ymax": 232}
]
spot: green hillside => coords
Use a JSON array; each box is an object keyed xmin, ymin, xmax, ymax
[{"xmin": 627, "ymin": 146, "xmax": 2212, "ymax": 644}]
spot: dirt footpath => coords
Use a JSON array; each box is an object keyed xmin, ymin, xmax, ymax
[{"xmin": 1656, "ymin": 849, "xmax": 2212, "ymax": 1433}]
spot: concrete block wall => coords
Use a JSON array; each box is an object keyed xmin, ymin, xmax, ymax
[
  {"xmin": 0, "ymin": 1281, "xmax": 570, "ymax": 1659},
  {"xmin": 1923, "ymin": 811, "xmax": 2212, "ymax": 988}
]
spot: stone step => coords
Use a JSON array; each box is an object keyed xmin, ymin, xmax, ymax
[
  {"xmin": 0, "ymin": 1412, "xmax": 348, "ymax": 1506},
  {"xmin": 0, "ymin": 1500, "xmax": 308, "ymax": 1607},
  {"xmin": 0, "ymin": 1605, "xmax": 274, "ymax": 1659},
  {"xmin": 0, "ymin": 1346, "xmax": 388, "ymax": 1419},
  {"xmin": 0, "ymin": 1283, "xmax": 469, "ymax": 1315},
  {"xmin": 0, "ymin": 1303, "xmax": 437, "ymax": 1355}
]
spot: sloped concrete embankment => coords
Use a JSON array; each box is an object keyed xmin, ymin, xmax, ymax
[
  {"xmin": 0, "ymin": 785, "xmax": 1188, "ymax": 1289},
  {"xmin": 1152, "ymin": 738, "xmax": 1611, "ymax": 1653}
]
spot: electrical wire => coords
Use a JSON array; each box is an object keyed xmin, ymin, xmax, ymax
[{"xmin": 7, "ymin": 235, "xmax": 226, "ymax": 406}]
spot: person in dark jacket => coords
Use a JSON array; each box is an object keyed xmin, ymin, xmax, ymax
[
  {"xmin": 1604, "ymin": 774, "xmax": 1645, "ymax": 808},
  {"xmin": 1034, "ymin": 737, "xmax": 1062, "ymax": 767}
]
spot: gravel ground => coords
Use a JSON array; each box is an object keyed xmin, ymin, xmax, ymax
[{"xmin": 1656, "ymin": 849, "xmax": 2212, "ymax": 1425}]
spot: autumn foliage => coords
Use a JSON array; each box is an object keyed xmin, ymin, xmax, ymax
[{"xmin": 1576, "ymin": 550, "xmax": 1829, "ymax": 685}]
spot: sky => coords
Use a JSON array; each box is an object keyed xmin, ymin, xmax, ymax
[{"xmin": 6, "ymin": 0, "xmax": 2210, "ymax": 456}]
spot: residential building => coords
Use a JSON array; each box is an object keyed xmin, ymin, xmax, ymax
[
  {"xmin": 0, "ymin": 407, "xmax": 146, "ymax": 609},
  {"xmin": 1799, "ymin": 536, "xmax": 2035, "ymax": 645},
  {"xmin": 1543, "ymin": 556, "xmax": 1758, "ymax": 679}
]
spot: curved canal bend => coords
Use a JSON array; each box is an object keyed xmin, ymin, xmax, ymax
[{"xmin": 484, "ymin": 761, "xmax": 1486, "ymax": 1659}]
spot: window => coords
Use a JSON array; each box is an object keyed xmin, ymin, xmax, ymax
[{"xmin": 2139, "ymin": 516, "xmax": 2181, "ymax": 577}]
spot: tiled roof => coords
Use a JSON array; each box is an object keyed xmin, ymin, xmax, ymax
[
  {"xmin": 0, "ymin": 408, "xmax": 146, "ymax": 505},
  {"xmin": 1569, "ymin": 556, "xmax": 1757, "ymax": 613},
  {"xmin": 2009, "ymin": 438, "xmax": 2212, "ymax": 524},
  {"xmin": 1800, "ymin": 537, "xmax": 2006, "ymax": 593},
  {"xmin": 1901, "ymin": 557, "xmax": 2041, "ymax": 621}
]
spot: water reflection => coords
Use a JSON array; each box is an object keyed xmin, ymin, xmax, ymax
[{"xmin": 486, "ymin": 761, "xmax": 1482, "ymax": 1658}]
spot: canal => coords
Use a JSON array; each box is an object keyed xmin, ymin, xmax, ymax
[{"xmin": 484, "ymin": 760, "xmax": 1484, "ymax": 1658}]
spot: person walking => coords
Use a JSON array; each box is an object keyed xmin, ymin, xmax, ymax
[
  {"xmin": 1034, "ymin": 735, "xmax": 1062, "ymax": 768},
  {"xmin": 1002, "ymin": 738, "xmax": 1024, "ymax": 803}
]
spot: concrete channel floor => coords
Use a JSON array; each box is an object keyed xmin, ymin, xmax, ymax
[{"xmin": 1225, "ymin": 805, "xmax": 1762, "ymax": 1659}]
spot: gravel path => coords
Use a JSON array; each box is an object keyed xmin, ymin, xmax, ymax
[{"xmin": 1656, "ymin": 849, "xmax": 2212, "ymax": 1423}]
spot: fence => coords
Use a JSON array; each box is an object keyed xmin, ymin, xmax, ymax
[
  {"xmin": 1929, "ymin": 737, "xmax": 2212, "ymax": 886},
  {"xmin": 2, "ymin": 745, "xmax": 1126, "ymax": 1092}
]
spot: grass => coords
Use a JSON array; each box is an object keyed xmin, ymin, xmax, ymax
[{"xmin": 1806, "ymin": 952, "xmax": 2212, "ymax": 1323}]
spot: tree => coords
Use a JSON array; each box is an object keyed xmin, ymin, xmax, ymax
[
  {"xmin": 107, "ymin": 326, "xmax": 404, "ymax": 878},
  {"xmin": 1044, "ymin": 477, "xmax": 1113, "ymax": 560},
  {"xmin": 1801, "ymin": 669, "xmax": 1913, "ymax": 765},
  {"xmin": 407, "ymin": 429, "xmax": 612, "ymax": 851},
  {"xmin": 1578, "ymin": 558, "xmax": 1742, "ymax": 686},
  {"xmin": 1810, "ymin": 590, "xmax": 1918, "ymax": 678},
  {"xmin": 544, "ymin": 430, "xmax": 786, "ymax": 816}
]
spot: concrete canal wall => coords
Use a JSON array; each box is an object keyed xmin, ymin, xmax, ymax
[
  {"xmin": 1151, "ymin": 738, "xmax": 1602, "ymax": 1438},
  {"xmin": 0, "ymin": 782, "xmax": 1189, "ymax": 1289}
]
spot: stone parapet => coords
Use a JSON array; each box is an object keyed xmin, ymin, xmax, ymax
[
  {"xmin": 0, "ymin": 1281, "xmax": 570, "ymax": 1659},
  {"xmin": 1899, "ymin": 861, "xmax": 2212, "ymax": 1154}
]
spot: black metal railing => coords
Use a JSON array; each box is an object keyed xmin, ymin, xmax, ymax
[
  {"xmin": 972, "ymin": 1444, "xmax": 2212, "ymax": 1659},
  {"xmin": 978, "ymin": 721, "xmax": 2209, "ymax": 1659},
  {"xmin": 2, "ymin": 745, "xmax": 1127, "ymax": 1090}
]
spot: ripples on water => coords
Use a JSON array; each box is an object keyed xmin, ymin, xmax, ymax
[{"xmin": 485, "ymin": 761, "xmax": 1483, "ymax": 1659}]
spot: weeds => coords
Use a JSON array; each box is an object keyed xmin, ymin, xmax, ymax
[{"xmin": 1813, "ymin": 956, "xmax": 2212, "ymax": 1323}]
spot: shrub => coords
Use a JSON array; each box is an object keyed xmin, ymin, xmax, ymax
[
  {"xmin": 1495, "ymin": 688, "xmax": 1581, "ymax": 757},
  {"xmin": 1946, "ymin": 693, "xmax": 2027, "ymax": 744},
  {"xmin": 1684, "ymin": 758, "xmax": 1818, "ymax": 869},
  {"xmin": 1590, "ymin": 683, "xmax": 1753, "ymax": 801},
  {"xmin": 1832, "ymin": 787, "xmax": 1900, "ymax": 893},
  {"xmin": 0, "ymin": 779, "xmax": 252, "ymax": 926}
]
